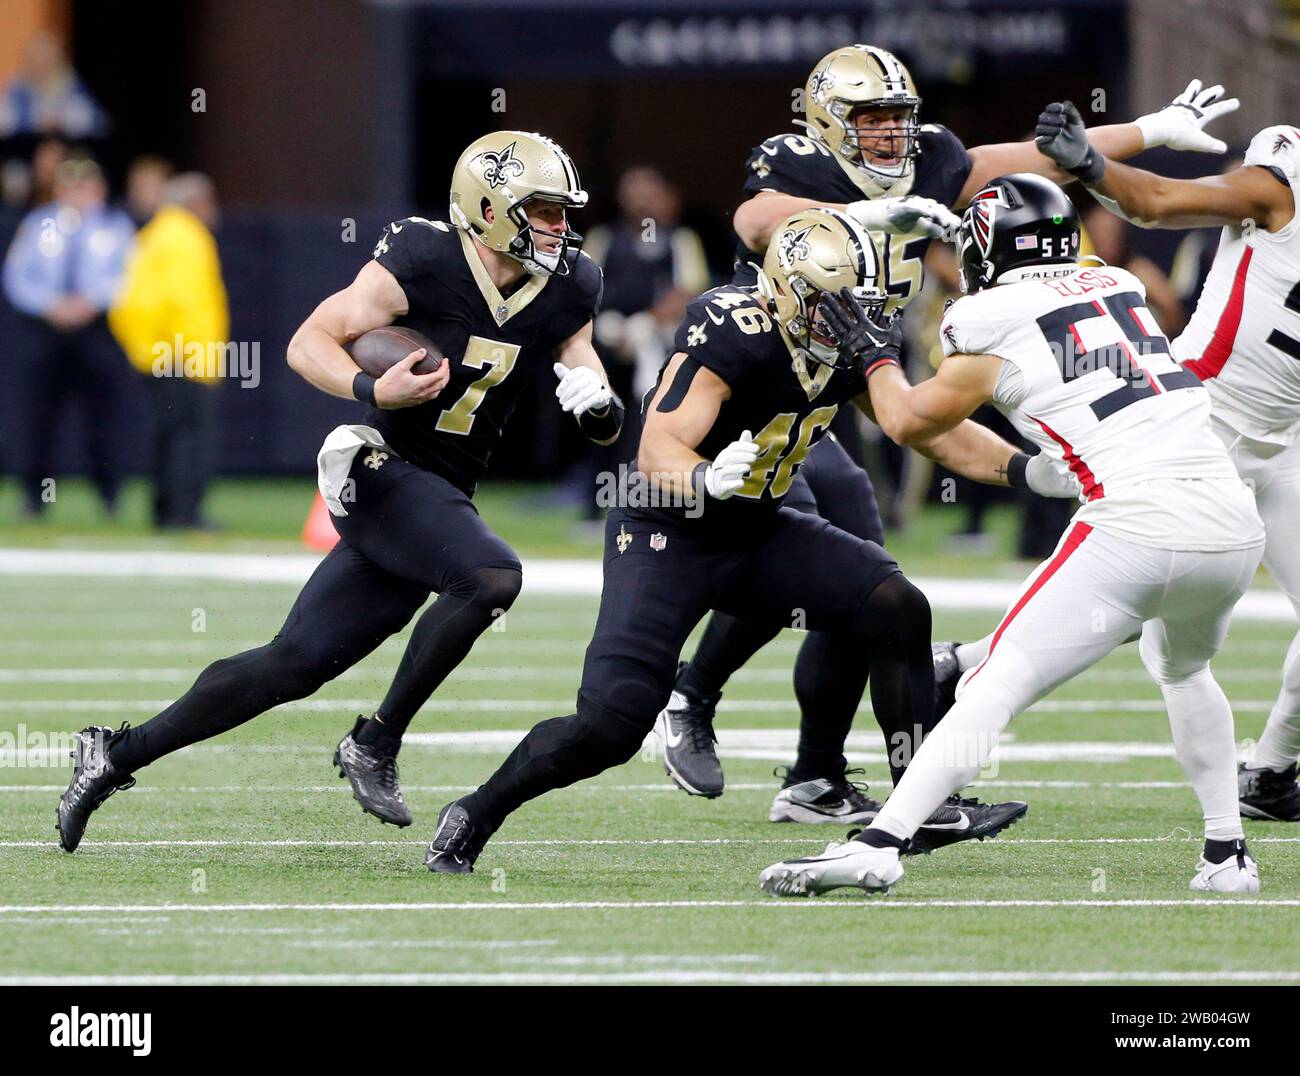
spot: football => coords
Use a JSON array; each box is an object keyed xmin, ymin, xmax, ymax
[{"xmin": 347, "ymin": 325, "xmax": 445, "ymax": 377}]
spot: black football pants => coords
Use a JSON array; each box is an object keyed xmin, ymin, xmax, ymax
[
  {"xmin": 678, "ymin": 434, "xmax": 903, "ymax": 782},
  {"xmin": 460, "ymin": 504, "xmax": 933, "ymax": 831},
  {"xmin": 110, "ymin": 450, "xmax": 522, "ymax": 773}
]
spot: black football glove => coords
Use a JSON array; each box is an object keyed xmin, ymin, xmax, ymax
[
  {"xmin": 1035, "ymin": 101, "xmax": 1105, "ymax": 183},
  {"xmin": 821, "ymin": 287, "xmax": 904, "ymax": 375}
]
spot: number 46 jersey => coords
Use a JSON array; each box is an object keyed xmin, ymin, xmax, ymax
[{"xmin": 940, "ymin": 264, "xmax": 1263, "ymax": 551}]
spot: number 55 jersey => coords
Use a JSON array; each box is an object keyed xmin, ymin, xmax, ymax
[{"xmin": 940, "ymin": 263, "xmax": 1263, "ymax": 550}]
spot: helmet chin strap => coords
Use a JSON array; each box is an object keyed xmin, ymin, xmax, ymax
[{"xmin": 520, "ymin": 247, "xmax": 562, "ymax": 276}]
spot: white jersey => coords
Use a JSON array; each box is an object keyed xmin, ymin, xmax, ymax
[
  {"xmin": 1174, "ymin": 125, "xmax": 1300, "ymax": 445},
  {"xmin": 941, "ymin": 264, "xmax": 1263, "ymax": 551}
]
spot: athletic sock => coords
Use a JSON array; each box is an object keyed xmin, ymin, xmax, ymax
[
  {"xmin": 1161, "ymin": 667, "xmax": 1245, "ymax": 842},
  {"xmin": 853, "ymin": 828, "xmax": 907, "ymax": 851},
  {"xmin": 1203, "ymin": 837, "xmax": 1248, "ymax": 866},
  {"xmin": 679, "ymin": 612, "xmax": 780, "ymax": 700},
  {"xmin": 954, "ymin": 636, "xmax": 992, "ymax": 673},
  {"xmin": 377, "ymin": 567, "xmax": 521, "ymax": 736},
  {"xmin": 355, "ymin": 714, "xmax": 402, "ymax": 756},
  {"xmin": 1250, "ymin": 630, "xmax": 1300, "ymax": 771},
  {"xmin": 789, "ymin": 631, "xmax": 860, "ymax": 781}
]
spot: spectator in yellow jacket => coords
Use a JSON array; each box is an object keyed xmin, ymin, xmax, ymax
[{"xmin": 110, "ymin": 173, "xmax": 228, "ymax": 529}]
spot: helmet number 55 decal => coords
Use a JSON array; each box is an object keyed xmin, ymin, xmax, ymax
[{"xmin": 434, "ymin": 336, "xmax": 521, "ymax": 436}]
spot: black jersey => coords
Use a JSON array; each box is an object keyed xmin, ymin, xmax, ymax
[
  {"xmin": 632, "ymin": 285, "xmax": 868, "ymax": 533},
  {"xmin": 369, "ymin": 217, "xmax": 603, "ymax": 492},
  {"xmin": 732, "ymin": 125, "xmax": 973, "ymax": 308}
]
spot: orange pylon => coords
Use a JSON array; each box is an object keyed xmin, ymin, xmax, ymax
[{"xmin": 301, "ymin": 491, "xmax": 340, "ymax": 551}]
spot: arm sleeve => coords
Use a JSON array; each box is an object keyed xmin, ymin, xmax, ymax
[
  {"xmin": 939, "ymin": 296, "xmax": 997, "ymax": 359},
  {"xmin": 671, "ymin": 294, "xmax": 749, "ymax": 389},
  {"xmin": 550, "ymin": 253, "xmax": 603, "ymax": 343},
  {"xmin": 919, "ymin": 125, "xmax": 974, "ymax": 208},
  {"xmin": 991, "ymin": 360, "xmax": 1027, "ymax": 410},
  {"xmin": 742, "ymin": 134, "xmax": 836, "ymax": 198},
  {"xmin": 372, "ymin": 218, "xmax": 450, "ymax": 292},
  {"xmin": 2, "ymin": 216, "xmax": 53, "ymax": 316}
]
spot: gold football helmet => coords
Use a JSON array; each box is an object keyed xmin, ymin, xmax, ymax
[
  {"xmin": 759, "ymin": 208, "xmax": 890, "ymax": 368},
  {"xmin": 449, "ymin": 130, "xmax": 588, "ymax": 276},
  {"xmin": 802, "ymin": 45, "xmax": 922, "ymax": 195}
]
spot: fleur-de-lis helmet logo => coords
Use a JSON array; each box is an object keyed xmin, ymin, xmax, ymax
[
  {"xmin": 477, "ymin": 141, "xmax": 527, "ymax": 189},
  {"xmin": 777, "ymin": 224, "xmax": 815, "ymax": 270},
  {"xmin": 808, "ymin": 66, "xmax": 834, "ymax": 104}
]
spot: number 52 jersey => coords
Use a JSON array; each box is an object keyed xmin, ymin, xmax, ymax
[{"xmin": 940, "ymin": 264, "xmax": 1263, "ymax": 551}]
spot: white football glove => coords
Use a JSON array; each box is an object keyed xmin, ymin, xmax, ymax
[
  {"xmin": 846, "ymin": 196, "xmax": 962, "ymax": 242},
  {"xmin": 1026, "ymin": 453, "xmax": 1083, "ymax": 499},
  {"xmin": 553, "ymin": 363, "xmax": 612, "ymax": 416},
  {"xmin": 704, "ymin": 431, "xmax": 760, "ymax": 500},
  {"xmin": 1135, "ymin": 79, "xmax": 1239, "ymax": 154}
]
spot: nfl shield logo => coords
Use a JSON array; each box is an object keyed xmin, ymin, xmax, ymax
[{"xmin": 649, "ymin": 532, "xmax": 667, "ymax": 551}]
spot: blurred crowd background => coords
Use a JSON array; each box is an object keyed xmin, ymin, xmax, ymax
[{"xmin": 1, "ymin": 0, "xmax": 1299, "ymax": 549}]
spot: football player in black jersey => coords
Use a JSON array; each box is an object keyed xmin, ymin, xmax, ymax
[
  {"xmin": 656, "ymin": 43, "xmax": 1239, "ymax": 817},
  {"xmin": 57, "ymin": 131, "xmax": 621, "ymax": 851},
  {"xmin": 423, "ymin": 208, "xmax": 1082, "ymax": 874}
]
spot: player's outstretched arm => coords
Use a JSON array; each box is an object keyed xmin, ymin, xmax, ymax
[
  {"xmin": 553, "ymin": 322, "xmax": 624, "ymax": 445},
  {"xmin": 959, "ymin": 79, "xmax": 1237, "ymax": 207},
  {"xmin": 287, "ymin": 259, "xmax": 449, "ymax": 408},
  {"xmin": 860, "ymin": 351, "xmax": 1001, "ymax": 447},
  {"xmin": 735, "ymin": 191, "xmax": 959, "ymax": 252},
  {"xmin": 1035, "ymin": 100, "xmax": 1295, "ymax": 231},
  {"xmin": 824, "ymin": 290, "xmax": 1079, "ymax": 496},
  {"xmin": 734, "ymin": 192, "xmax": 842, "ymax": 251}
]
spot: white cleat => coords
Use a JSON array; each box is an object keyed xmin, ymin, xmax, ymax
[
  {"xmin": 758, "ymin": 838, "xmax": 904, "ymax": 898},
  {"xmin": 1190, "ymin": 852, "xmax": 1260, "ymax": 894}
]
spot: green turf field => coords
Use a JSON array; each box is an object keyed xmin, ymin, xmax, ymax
[{"xmin": 2, "ymin": 480, "xmax": 1298, "ymax": 985}]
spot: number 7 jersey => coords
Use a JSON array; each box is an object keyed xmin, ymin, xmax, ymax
[
  {"xmin": 941, "ymin": 264, "xmax": 1262, "ymax": 551},
  {"xmin": 369, "ymin": 217, "xmax": 603, "ymax": 493}
]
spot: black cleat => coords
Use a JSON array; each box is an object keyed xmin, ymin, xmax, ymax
[
  {"xmin": 334, "ymin": 716, "xmax": 412, "ymax": 827},
  {"xmin": 907, "ymin": 793, "xmax": 1028, "ymax": 855},
  {"xmin": 932, "ymin": 640, "xmax": 962, "ymax": 720},
  {"xmin": 1239, "ymin": 762, "xmax": 1300, "ymax": 822},
  {"xmin": 425, "ymin": 801, "xmax": 490, "ymax": 874},
  {"xmin": 56, "ymin": 725, "xmax": 135, "ymax": 852},
  {"xmin": 653, "ymin": 662, "xmax": 724, "ymax": 798},
  {"xmin": 769, "ymin": 766, "xmax": 883, "ymax": 824}
]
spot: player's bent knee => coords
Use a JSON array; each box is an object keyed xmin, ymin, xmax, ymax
[
  {"xmin": 1139, "ymin": 638, "xmax": 1210, "ymax": 687},
  {"xmin": 858, "ymin": 572, "xmax": 931, "ymax": 649},
  {"xmin": 448, "ymin": 565, "xmax": 524, "ymax": 617}
]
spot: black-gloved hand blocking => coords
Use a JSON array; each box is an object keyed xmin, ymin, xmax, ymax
[
  {"xmin": 1034, "ymin": 101, "xmax": 1104, "ymax": 184},
  {"xmin": 820, "ymin": 287, "xmax": 904, "ymax": 376}
]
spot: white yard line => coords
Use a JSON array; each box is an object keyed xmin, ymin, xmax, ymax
[
  {"xmin": 2, "ymin": 899, "xmax": 1299, "ymax": 913},
  {"xmin": 0, "ymin": 732, "xmax": 1252, "ymax": 766},
  {"xmin": 2, "ymin": 836, "xmax": 1298, "ymax": 849},
  {"xmin": 0, "ymin": 779, "xmax": 1203, "ymax": 793},
  {"xmin": 0, "ymin": 697, "xmax": 1274, "ymax": 716},
  {"xmin": 0, "ymin": 665, "xmax": 1284, "ymax": 686},
  {"xmin": 1, "ymin": 549, "xmax": 1293, "ymax": 620},
  {"xmin": 0, "ymin": 970, "xmax": 1295, "ymax": 984}
]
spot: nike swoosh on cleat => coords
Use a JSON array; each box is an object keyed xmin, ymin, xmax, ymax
[{"xmin": 920, "ymin": 814, "xmax": 971, "ymax": 832}]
